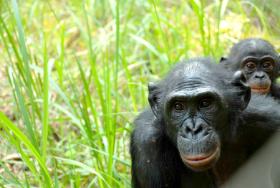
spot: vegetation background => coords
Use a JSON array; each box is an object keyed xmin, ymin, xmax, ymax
[{"xmin": 0, "ymin": 0, "xmax": 279, "ymax": 187}]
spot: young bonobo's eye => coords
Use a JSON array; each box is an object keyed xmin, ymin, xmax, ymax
[
  {"xmin": 199, "ymin": 98, "xmax": 213, "ymax": 109},
  {"xmin": 173, "ymin": 102, "xmax": 185, "ymax": 112},
  {"xmin": 245, "ymin": 62, "xmax": 256, "ymax": 70},
  {"xmin": 262, "ymin": 61, "xmax": 273, "ymax": 70}
]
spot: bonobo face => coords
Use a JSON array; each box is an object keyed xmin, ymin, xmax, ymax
[
  {"xmin": 148, "ymin": 59, "xmax": 250, "ymax": 172},
  {"xmin": 220, "ymin": 38, "xmax": 280, "ymax": 95},
  {"xmin": 241, "ymin": 55, "xmax": 275, "ymax": 94},
  {"xmin": 164, "ymin": 86, "xmax": 226, "ymax": 171}
]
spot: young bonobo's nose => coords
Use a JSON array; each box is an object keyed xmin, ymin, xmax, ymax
[{"xmin": 254, "ymin": 72, "xmax": 265, "ymax": 79}]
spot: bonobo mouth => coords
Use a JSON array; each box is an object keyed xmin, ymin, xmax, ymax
[
  {"xmin": 250, "ymin": 86, "xmax": 270, "ymax": 94},
  {"xmin": 180, "ymin": 146, "xmax": 220, "ymax": 171}
]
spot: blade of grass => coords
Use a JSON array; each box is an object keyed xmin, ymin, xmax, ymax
[
  {"xmin": 11, "ymin": 0, "xmax": 41, "ymax": 121},
  {"xmin": 189, "ymin": 0, "xmax": 208, "ymax": 55},
  {"xmin": 10, "ymin": 73, "xmax": 38, "ymax": 148},
  {"xmin": 41, "ymin": 33, "xmax": 49, "ymax": 163},
  {"xmin": 0, "ymin": 112, "xmax": 52, "ymax": 187}
]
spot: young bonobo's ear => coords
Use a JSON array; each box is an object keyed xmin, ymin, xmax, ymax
[
  {"xmin": 231, "ymin": 71, "xmax": 251, "ymax": 111},
  {"xmin": 148, "ymin": 82, "xmax": 160, "ymax": 118},
  {"xmin": 219, "ymin": 57, "xmax": 228, "ymax": 64}
]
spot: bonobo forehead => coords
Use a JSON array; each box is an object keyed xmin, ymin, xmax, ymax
[
  {"xmin": 163, "ymin": 58, "xmax": 228, "ymax": 93},
  {"xmin": 229, "ymin": 38, "xmax": 278, "ymax": 60},
  {"xmin": 166, "ymin": 87, "xmax": 221, "ymax": 102}
]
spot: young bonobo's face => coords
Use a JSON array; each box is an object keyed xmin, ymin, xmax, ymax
[
  {"xmin": 222, "ymin": 39, "xmax": 280, "ymax": 95},
  {"xmin": 241, "ymin": 55, "xmax": 275, "ymax": 94}
]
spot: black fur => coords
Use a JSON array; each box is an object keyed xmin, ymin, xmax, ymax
[{"xmin": 130, "ymin": 58, "xmax": 280, "ymax": 188}]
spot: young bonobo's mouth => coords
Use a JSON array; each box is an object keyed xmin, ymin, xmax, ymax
[
  {"xmin": 180, "ymin": 147, "xmax": 220, "ymax": 171},
  {"xmin": 250, "ymin": 86, "xmax": 270, "ymax": 94}
]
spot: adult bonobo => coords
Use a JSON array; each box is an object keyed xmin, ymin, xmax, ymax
[
  {"xmin": 220, "ymin": 38, "xmax": 280, "ymax": 99},
  {"xmin": 130, "ymin": 58, "xmax": 280, "ymax": 188}
]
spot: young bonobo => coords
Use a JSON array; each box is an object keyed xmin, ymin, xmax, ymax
[
  {"xmin": 220, "ymin": 38, "xmax": 280, "ymax": 99},
  {"xmin": 130, "ymin": 58, "xmax": 280, "ymax": 188}
]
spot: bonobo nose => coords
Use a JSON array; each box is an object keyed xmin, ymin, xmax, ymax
[
  {"xmin": 186, "ymin": 124, "xmax": 202, "ymax": 134},
  {"xmin": 255, "ymin": 73, "xmax": 265, "ymax": 79},
  {"xmin": 183, "ymin": 121, "xmax": 209, "ymax": 140}
]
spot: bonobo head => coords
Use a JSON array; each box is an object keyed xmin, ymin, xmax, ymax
[
  {"xmin": 148, "ymin": 58, "xmax": 250, "ymax": 171},
  {"xmin": 220, "ymin": 38, "xmax": 280, "ymax": 95}
]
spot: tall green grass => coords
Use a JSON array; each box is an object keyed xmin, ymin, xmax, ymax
[{"xmin": 0, "ymin": 0, "xmax": 279, "ymax": 187}]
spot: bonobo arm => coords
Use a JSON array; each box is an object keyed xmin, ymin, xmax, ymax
[
  {"xmin": 241, "ymin": 94, "xmax": 280, "ymax": 130},
  {"xmin": 239, "ymin": 95, "xmax": 280, "ymax": 156},
  {"xmin": 130, "ymin": 109, "xmax": 181, "ymax": 188}
]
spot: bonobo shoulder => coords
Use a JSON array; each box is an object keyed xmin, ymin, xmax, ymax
[
  {"xmin": 241, "ymin": 94, "xmax": 280, "ymax": 130},
  {"xmin": 132, "ymin": 108, "xmax": 163, "ymax": 145}
]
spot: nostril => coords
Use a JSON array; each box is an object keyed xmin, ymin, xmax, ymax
[
  {"xmin": 194, "ymin": 125, "xmax": 203, "ymax": 134},
  {"xmin": 186, "ymin": 126, "xmax": 192, "ymax": 133},
  {"xmin": 186, "ymin": 127, "xmax": 193, "ymax": 134}
]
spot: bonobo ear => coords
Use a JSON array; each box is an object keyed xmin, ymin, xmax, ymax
[
  {"xmin": 148, "ymin": 82, "xmax": 160, "ymax": 118},
  {"xmin": 231, "ymin": 71, "xmax": 251, "ymax": 110},
  {"xmin": 220, "ymin": 57, "xmax": 228, "ymax": 64}
]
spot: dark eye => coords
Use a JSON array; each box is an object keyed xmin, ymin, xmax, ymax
[
  {"xmin": 199, "ymin": 98, "xmax": 212, "ymax": 109},
  {"xmin": 262, "ymin": 61, "xmax": 273, "ymax": 69},
  {"xmin": 173, "ymin": 102, "xmax": 184, "ymax": 111},
  {"xmin": 245, "ymin": 62, "xmax": 256, "ymax": 69}
]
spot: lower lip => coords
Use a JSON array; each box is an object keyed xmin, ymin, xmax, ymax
[
  {"xmin": 181, "ymin": 147, "xmax": 220, "ymax": 167},
  {"xmin": 251, "ymin": 87, "xmax": 270, "ymax": 93}
]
